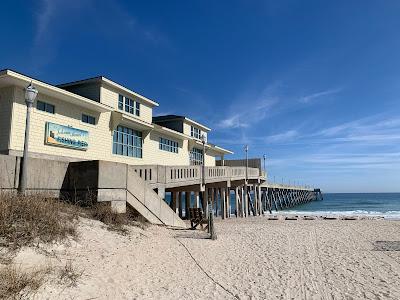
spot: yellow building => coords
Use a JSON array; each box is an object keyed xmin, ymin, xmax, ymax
[{"xmin": 0, "ymin": 69, "xmax": 232, "ymax": 166}]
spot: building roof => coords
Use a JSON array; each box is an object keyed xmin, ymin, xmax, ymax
[
  {"xmin": 0, "ymin": 69, "xmax": 112, "ymax": 112},
  {"xmin": 153, "ymin": 115, "xmax": 211, "ymax": 132},
  {"xmin": 57, "ymin": 76, "xmax": 159, "ymax": 107}
]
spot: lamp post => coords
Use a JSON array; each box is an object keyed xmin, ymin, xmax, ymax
[
  {"xmin": 201, "ymin": 134, "xmax": 206, "ymax": 188},
  {"xmin": 263, "ymin": 154, "xmax": 266, "ymax": 178},
  {"xmin": 244, "ymin": 145, "xmax": 249, "ymax": 182},
  {"xmin": 19, "ymin": 82, "xmax": 38, "ymax": 194}
]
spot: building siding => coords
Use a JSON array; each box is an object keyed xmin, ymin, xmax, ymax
[
  {"xmin": 0, "ymin": 87, "xmax": 13, "ymax": 152},
  {"xmin": 100, "ymin": 85, "xmax": 153, "ymax": 124},
  {"xmin": 8, "ymin": 85, "xmax": 219, "ymax": 166}
]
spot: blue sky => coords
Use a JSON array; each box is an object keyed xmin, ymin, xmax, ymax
[{"xmin": 1, "ymin": 0, "xmax": 400, "ymax": 192}]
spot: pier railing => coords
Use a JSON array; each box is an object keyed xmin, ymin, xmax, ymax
[{"xmin": 130, "ymin": 165, "xmax": 263, "ymax": 188}]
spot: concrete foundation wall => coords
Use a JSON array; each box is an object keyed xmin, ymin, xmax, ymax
[{"xmin": 0, "ymin": 154, "xmax": 18, "ymax": 189}]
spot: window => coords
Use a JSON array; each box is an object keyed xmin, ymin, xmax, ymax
[
  {"xmin": 190, "ymin": 148, "xmax": 203, "ymax": 165},
  {"xmin": 37, "ymin": 101, "xmax": 55, "ymax": 114},
  {"xmin": 82, "ymin": 114, "xmax": 96, "ymax": 125},
  {"xmin": 159, "ymin": 137, "xmax": 178, "ymax": 153},
  {"xmin": 118, "ymin": 94, "xmax": 140, "ymax": 116},
  {"xmin": 112, "ymin": 125, "xmax": 142, "ymax": 158},
  {"xmin": 118, "ymin": 95, "xmax": 124, "ymax": 110},
  {"xmin": 190, "ymin": 126, "xmax": 201, "ymax": 139}
]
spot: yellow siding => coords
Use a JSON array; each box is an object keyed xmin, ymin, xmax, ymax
[
  {"xmin": 0, "ymin": 87, "xmax": 13, "ymax": 151},
  {"xmin": 183, "ymin": 121, "xmax": 207, "ymax": 141},
  {"xmin": 7, "ymin": 85, "xmax": 220, "ymax": 167},
  {"xmin": 100, "ymin": 85, "xmax": 153, "ymax": 123},
  {"xmin": 146, "ymin": 131, "xmax": 189, "ymax": 166},
  {"xmin": 205, "ymin": 152, "xmax": 216, "ymax": 166}
]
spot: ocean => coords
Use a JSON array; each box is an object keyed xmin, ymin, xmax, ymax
[
  {"xmin": 166, "ymin": 192, "xmax": 400, "ymax": 220},
  {"xmin": 283, "ymin": 193, "xmax": 400, "ymax": 219}
]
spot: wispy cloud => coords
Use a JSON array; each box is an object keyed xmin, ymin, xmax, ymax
[
  {"xmin": 31, "ymin": 0, "xmax": 170, "ymax": 70},
  {"xmin": 263, "ymin": 130, "xmax": 298, "ymax": 143},
  {"xmin": 216, "ymin": 83, "xmax": 280, "ymax": 129},
  {"xmin": 299, "ymin": 88, "xmax": 342, "ymax": 104}
]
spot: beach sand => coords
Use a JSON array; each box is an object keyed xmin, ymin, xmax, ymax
[{"xmin": 9, "ymin": 216, "xmax": 400, "ymax": 299}]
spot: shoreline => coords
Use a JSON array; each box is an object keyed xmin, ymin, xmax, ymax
[{"xmin": 263, "ymin": 211, "xmax": 400, "ymax": 220}]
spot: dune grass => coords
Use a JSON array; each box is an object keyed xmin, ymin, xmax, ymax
[
  {"xmin": 0, "ymin": 265, "xmax": 51, "ymax": 299},
  {"xmin": 0, "ymin": 193, "xmax": 78, "ymax": 250}
]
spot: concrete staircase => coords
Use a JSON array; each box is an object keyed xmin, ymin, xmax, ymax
[
  {"xmin": 66, "ymin": 160, "xmax": 186, "ymax": 228},
  {"xmin": 125, "ymin": 166, "xmax": 186, "ymax": 227}
]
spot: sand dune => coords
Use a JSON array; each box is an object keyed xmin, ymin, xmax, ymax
[{"xmin": 8, "ymin": 217, "xmax": 400, "ymax": 299}]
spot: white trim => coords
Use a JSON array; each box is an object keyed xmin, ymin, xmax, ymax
[{"xmin": 0, "ymin": 70, "xmax": 112, "ymax": 113}]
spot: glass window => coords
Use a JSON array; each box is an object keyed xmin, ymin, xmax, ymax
[
  {"xmin": 190, "ymin": 148, "xmax": 203, "ymax": 165},
  {"xmin": 82, "ymin": 114, "xmax": 95, "ymax": 125},
  {"xmin": 118, "ymin": 95, "xmax": 124, "ymax": 110},
  {"xmin": 118, "ymin": 94, "xmax": 140, "ymax": 117},
  {"xmin": 135, "ymin": 102, "xmax": 140, "ymax": 116},
  {"xmin": 112, "ymin": 125, "xmax": 142, "ymax": 158},
  {"xmin": 190, "ymin": 126, "xmax": 201, "ymax": 139},
  {"xmin": 159, "ymin": 137, "xmax": 178, "ymax": 153},
  {"xmin": 37, "ymin": 100, "xmax": 55, "ymax": 114}
]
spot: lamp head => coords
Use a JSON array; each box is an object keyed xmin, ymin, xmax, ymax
[
  {"xmin": 25, "ymin": 82, "xmax": 38, "ymax": 105},
  {"xmin": 244, "ymin": 145, "xmax": 249, "ymax": 152}
]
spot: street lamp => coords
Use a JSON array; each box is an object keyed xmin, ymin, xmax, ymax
[
  {"xmin": 200, "ymin": 134, "xmax": 206, "ymax": 188},
  {"xmin": 19, "ymin": 82, "xmax": 38, "ymax": 194},
  {"xmin": 244, "ymin": 145, "xmax": 249, "ymax": 182},
  {"xmin": 262, "ymin": 154, "xmax": 266, "ymax": 177}
]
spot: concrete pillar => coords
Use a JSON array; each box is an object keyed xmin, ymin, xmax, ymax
[
  {"xmin": 210, "ymin": 188, "xmax": 215, "ymax": 216},
  {"xmin": 178, "ymin": 192, "xmax": 183, "ymax": 218},
  {"xmin": 194, "ymin": 191, "xmax": 200, "ymax": 208},
  {"xmin": 214, "ymin": 188, "xmax": 219, "ymax": 217},
  {"xmin": 226, "ymin": 187, "xmax": 231, "ymax": 218},
  {"xmin": 244, "ymin": 184, "xmax": 248, "ymax": 217},
  {"xmin": 157, "ymin": 186, "xmax": 166, "ymax": 200},
  {"xmin": 235, "ymin": 186, "xmax": 239, "ymax": 217},
  {"xmin": 171, "ymin": 191, "xmax": 178, "ymax": 213},
  {"xmin": 185, "ymin": 191, "xmax": 191, "ymax": 219},
  {"xmin": 221, "ymin": 188, "xmax": 226, "ymax": 219}
]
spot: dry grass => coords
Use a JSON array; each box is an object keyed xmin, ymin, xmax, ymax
[
  {"xmin": 0, "ymin": 193, "xmax": 78, "ymax": 250},
  {"xmin": 87, "ymin": 202, "xmax": 149, "ymax": 233},
  {"xmin": 58, "ymin": 261, "xmax": 83, "ymax": 287},
  {"xmin": 0, "ymin": 265, "xmax": 50, "ymax": 300}
]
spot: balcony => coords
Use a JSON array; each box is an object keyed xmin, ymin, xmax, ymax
[{"xmin": 129, "ymin": 165, "xmax": 264, "ymax": 189}]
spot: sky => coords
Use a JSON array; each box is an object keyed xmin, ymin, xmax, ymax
[{"xmin": 1, "ymin": 0, "xmax": 400, "ymax": 193}]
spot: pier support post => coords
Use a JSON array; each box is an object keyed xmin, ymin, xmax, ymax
[
  {"xmin": 178, "ymin": 192, "xmax": 183, "ymax": 218},
  {"xmin": 221, "ymin": 188, "xmax": 226, "ymax": 219},
  {"xmin": 194, "ymin": 191, "xmax": 200, "ymax": 208},
  {"xmin": 171, "ymin": 191, "xmax": 178, "ymax": 213},
  {"xmin": 235, "ymin": 186, "xmax": 239, "ymax": 217},
  {"xmin": 244, "ymin": 184, "xmax": 248, "ymax": 217},
  {"xmin": 185, "ymin": 191, "xmax": 191, "ymax": 219}
]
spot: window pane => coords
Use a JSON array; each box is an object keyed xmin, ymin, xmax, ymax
[
  {"xmin": 46, "ymin": 104, "xmax": 55, "ymax": 114},
  {"xmin": 118, "ymin": 95, "xmax": 124, "ymax": 110},
  {"xmin": 37, "ymin": 101, "xmax": 45, "ymax": 111}
]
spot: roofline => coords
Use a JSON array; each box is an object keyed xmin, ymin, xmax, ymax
[
  {"xmin": 57, "ymin": 76, "xmax": 159, "ymax": 107},
  {"xmin": 153, "ymin": 115, "xmax": 211, "ymax": 132},
  {"xmin": 184, "ymin": 117, "xmax": 211, "ymax": 132},
  {"xmin": 0, "ymin": 69, "xmax": 112, "ymax": 112}
]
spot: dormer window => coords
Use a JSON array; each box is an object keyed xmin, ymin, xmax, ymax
[
  {"xmin": 191, "ymin": 126, "xmax": 201, "ymax": 139},
  {"xmin": 118, "ymin": 94, "xmax": 140, "ymax": 116}
]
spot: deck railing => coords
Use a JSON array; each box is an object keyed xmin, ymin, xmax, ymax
[{"xmin": 130, "ymin": 165, "xmax": 263, "ymax": 187}]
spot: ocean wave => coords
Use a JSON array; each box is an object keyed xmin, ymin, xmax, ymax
[{"xmin": 272, "ymin": 210, "xmax": 400, "ymax": 220}]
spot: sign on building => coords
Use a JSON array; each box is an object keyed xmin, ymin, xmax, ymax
[{"xmin": 45, "ymin": 122, "xmax": 89, "ymax": 150}]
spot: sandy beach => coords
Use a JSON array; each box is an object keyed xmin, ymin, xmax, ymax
[{"xmin": 6, "ymin": 216, "xmax": 400, "ymax": 300}]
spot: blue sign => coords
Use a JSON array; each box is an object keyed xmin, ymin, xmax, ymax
[{"xmin": 45, "ymin": 122, "xmax": 89, "ymax": 150}]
